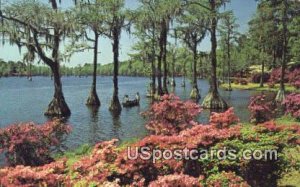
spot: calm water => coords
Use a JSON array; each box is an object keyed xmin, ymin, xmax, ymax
[{"xmin": 0, "ymin": 76, "xmax": 258, "ymax": 149}]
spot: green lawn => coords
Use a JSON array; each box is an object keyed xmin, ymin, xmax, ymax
[{"xmin": 278, "ymin": 144, "xmax": 300, "ymax": 187}]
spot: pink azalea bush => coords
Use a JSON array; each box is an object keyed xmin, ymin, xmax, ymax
[
  {"xmin": 248, "ymin": 95, "xmax": 273, "ymax": 123},
  {"xmin": 283, "ymin": 93, "xmax": 300, "ymax": 120},
  {"xmin": 142, "ymin": 94, "xmax": 202, "ymax": 135},
  {"xmin": 209, "ymin": 107, "xmax": 240, "ymax": 128},
  {"xmin": 0, "ymin": 119, "xmax": 71, "ymax": 166},
  {"xmin": 70, "ymin": 139, "xmax": 119, "ymax": 185},
  {"xmin": 268, "ymin": 67, "xmax": 300, "ymax": 89},
  {"xmin": 288, "ymin": 68, "xmax": 300, "ymax": 89},
  {"xmin": 251, "ymin": 72, "xmax": 270, "ymax": 83},
  {"xmin": 268, "ymin": 67, "xmax": 289, "ymax": 85},
  {"xmin": 0, "ymin": 159, "xmax": 67, "ymax": 186}
]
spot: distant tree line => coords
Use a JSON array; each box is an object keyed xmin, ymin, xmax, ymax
[{"xmin": 0, "ymin": 47, "xmax": 213, "ymax": 78}]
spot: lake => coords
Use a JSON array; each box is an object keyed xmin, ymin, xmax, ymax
[{"xmin": 0, "ymin": 76, "xmax": 259, "ymax": 149}]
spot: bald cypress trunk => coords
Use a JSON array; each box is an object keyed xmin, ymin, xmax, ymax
[
  {"xmin": 45, "ymin": 62, "xmax": 71, "ymax": 116},
  {"xmin": 190, "ymin": 42, "xmax": 200, "ymax": 100},
  {"xmin": 276, "ymin": 0, "xmax": 288, "ymax": 102},
  {"xmin": 86, "ymin": 31, "xmax": 100, "ymax": 106},
  {"xmin": 227, "ymin": 34, "xmax": 232, "ymax": 91},
  {"xmin": 44, "ymin": 23, "xmax": 70, "ymax": 117},
  {"xmin": 162, "ymin": 19, "xmax": 168, "ymax": 94},
  {"xmin": 202, "ymin": 0, "xmax": 228, "ymax": 110},
  {"xmin": 157, "ymin": 21, "xmax": 164, "ymax": 96},
  {"xmin": 171, "ymin": 53, "xmax": 176, "ymax": 87},
  {"xmin": 109, "ymin": 28, "xmax": 122, "ymax": 112},
  {"xmin": 149, "ymin": 25, "xmax": 156, "ymax": 97}
]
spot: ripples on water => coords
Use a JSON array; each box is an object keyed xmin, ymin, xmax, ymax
[{"xmin": 0, "ymin": 76, "xmax": 262, "ymax": 149}]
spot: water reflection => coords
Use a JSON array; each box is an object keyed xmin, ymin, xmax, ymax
[
  {"xmin": 170, "ymin": 86, "xmax": 176, "ymax": 94},
  {"xmin": 87, "ymin": 106, "xmax": 100, "ymax": 144},
  {"xmin": 110, "ymin": 111, "xmax": 121, "ymax": 140}
]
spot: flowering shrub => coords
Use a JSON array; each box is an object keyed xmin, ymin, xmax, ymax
[
  {"xmin": 114, "ymin": 109, "xmax": 242, "ymax": 186},
  {"xmin": 248, "ymin": 95, "xmax": 273, "ymax": 123},
  {"xmin": 70, "ymin": 139, "xmax": 119, "ymax": 185},
  {"xmin": 283, "ymin": 93, "xmax": 300, "ymax": 120},
  {"xmin": 142, "ymin": 94, "xmax": 202, "ymax": 135},
  {"xmin": 288, "ymin": 68, "xmax": 300, "ymax": 89},
  {"xmin": 256, "ymin": 121, "xmax": 300, "ymax": 136},
  {"xmin": 269, "ymin": 67, "xmax": 289, "ymax": 85},
  {"xmin": 251, "ymin": 72, "xmax": 270, "ymax": 83},
  {"xmin": 268, "ymin": 67, "xmax": 300, "ymax": 89},
  {"xmin": 235, "ymin": 78, "xmax": 248, "ymax": 85},
  {"xmin": 0, "ymin": 159, "xmax": 67, "ymax": 186},
  {"xmin": 0, "ymin": 119, "xmax": 71, "ymax": 166},
  {"xmin": 209, "ymin": 107, "xmax": 239, "ymax": 128},
  {"xmin": 292, "ymin": 80, "xmax": 300, "ymax": 89},
  {"xmin": 149, "ymin": 174, "xmax": 202, "ymax": 187}
]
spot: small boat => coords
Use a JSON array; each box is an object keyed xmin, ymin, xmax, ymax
[{"xmin": 122, "ymin": 99, "xmax": 139, "ymax": 107}]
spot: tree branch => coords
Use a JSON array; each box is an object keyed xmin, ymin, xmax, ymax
[
  {"xmin": 32, "ymin": 31, "xmax": 53, "ymax": 66},
  {"xmin": 182, "ymin": 0, "xmax": 212, "ymax": 11}
]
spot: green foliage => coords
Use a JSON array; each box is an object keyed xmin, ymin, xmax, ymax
[{"xmin": 0, "ymin": 59, "xmax": 51, "ymax": 77}]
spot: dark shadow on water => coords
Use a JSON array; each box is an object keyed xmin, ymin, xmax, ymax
[
  {"xmin": 227, "ymin": 90, "xmax": 232, "ymax": 99},
  {"xmin": 45, "ymin": 115, "xmax": 70, "ymax": 124},
  {"xmin": 208, "ymin": 108, "xmax": 227, "ymax": 114},
  {"xmin": 147, "ymin": 97, "xmax": 155, "ymax": 105},
  {"xmin": 87, "ymin": 106, "xmax": 100, "ymax": 144},
  {"xmin": 170, "ymin": 86, "xmax": 176, "ymax": 94},
  {"xmin": 110, "ymin": 111, "xmax": 122, "ymax": 140},
  {"xmin": 110, "ymin": 109, "xmax": 122, "ymax": 118},
  {"xmin": 87, "ymin": 106, "xmax": 99, "ymax": 118}
]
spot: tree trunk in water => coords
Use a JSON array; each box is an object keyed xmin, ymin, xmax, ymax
[
  {"xmin": 157, "ymin": 23, "xmax": 164, "ymax": 96},
  {"xmin": 44, "ymin": 22, "xmax": 70, "ymax": 117},
  {"xmin": 222, "ymin": 53, "xmax": 226, "ymax": 83},
  {"xmin": 162, "ymin": 19, "xmax": 168, "ymax": 94},
  {"xmin": 272, "ymin": 49, "xmax": 277, "ymax": 69},
  {"xmin": 181, "ymin": 61, "xmax": 186, "ymax": 87},
  {"xmin": 109, "ymin": 29, "xmax": 122, "ymax": 112},
  {"xmin": 151, "ymin": 58, "xmax": 156, "ymax": 97},
  {"xmin": 260, "ymin": 57, "xmax": 265, "ymax": 88},
  {"xmin": 45, "ymin": 62, "xmax": 71, "ymax": 117},
  {"xmin": 86, "ymin": 31, "xmax": 100, "ymax": 106},
  {"xmin": 227, "ymin": 40, "xmax": 232, "ymax": 91},
  {"xmin": 27, "ymin": 63, "xmax": 32, "ymax": 81},
  {"xmin": 151, "ymin": 26, "xmax": 156, "ymax": 97},
  {"xmin": 202, "ymin": 1, "xmax": 228, "ymax": 110},
  {"xmin": 276, "ymin": 0, "xmax": 288, "ymax": 103},
  {"xmin": 171, "ymin": 52, "xmax": 176, "ymax": 87},
  {"xmin": 190, "ymin": 45, "xmax": 200, "ymax": 100}
]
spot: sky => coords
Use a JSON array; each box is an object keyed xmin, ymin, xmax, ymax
[{"xmin": 0, "ymin": 0, "xmax": 258, "ymax": 67}]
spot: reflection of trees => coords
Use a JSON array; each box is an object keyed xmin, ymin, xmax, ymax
[
  {"xmin": 110, "ymin": 111, "xmax": 121, "ymax": 140},
  {"xmin": 170, "ymin": 85, "xmax": 176, "ymax": 94},
  {"xmin": 87, "ymin": 106, "xmax": 100, "ymax": 144}
]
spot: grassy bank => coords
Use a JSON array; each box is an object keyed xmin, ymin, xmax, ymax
[{"xmin": 220, "ymin": 83, "xmax": 300, "ymax": 93}]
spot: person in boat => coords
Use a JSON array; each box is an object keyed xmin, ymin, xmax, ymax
[
  {"xmin": 135, "ymin": 92, "xmax": 140, "ymax": 102},
  {"xmin": 123, "ymin": 95, "xmax": 129, "ymax": 103}
]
